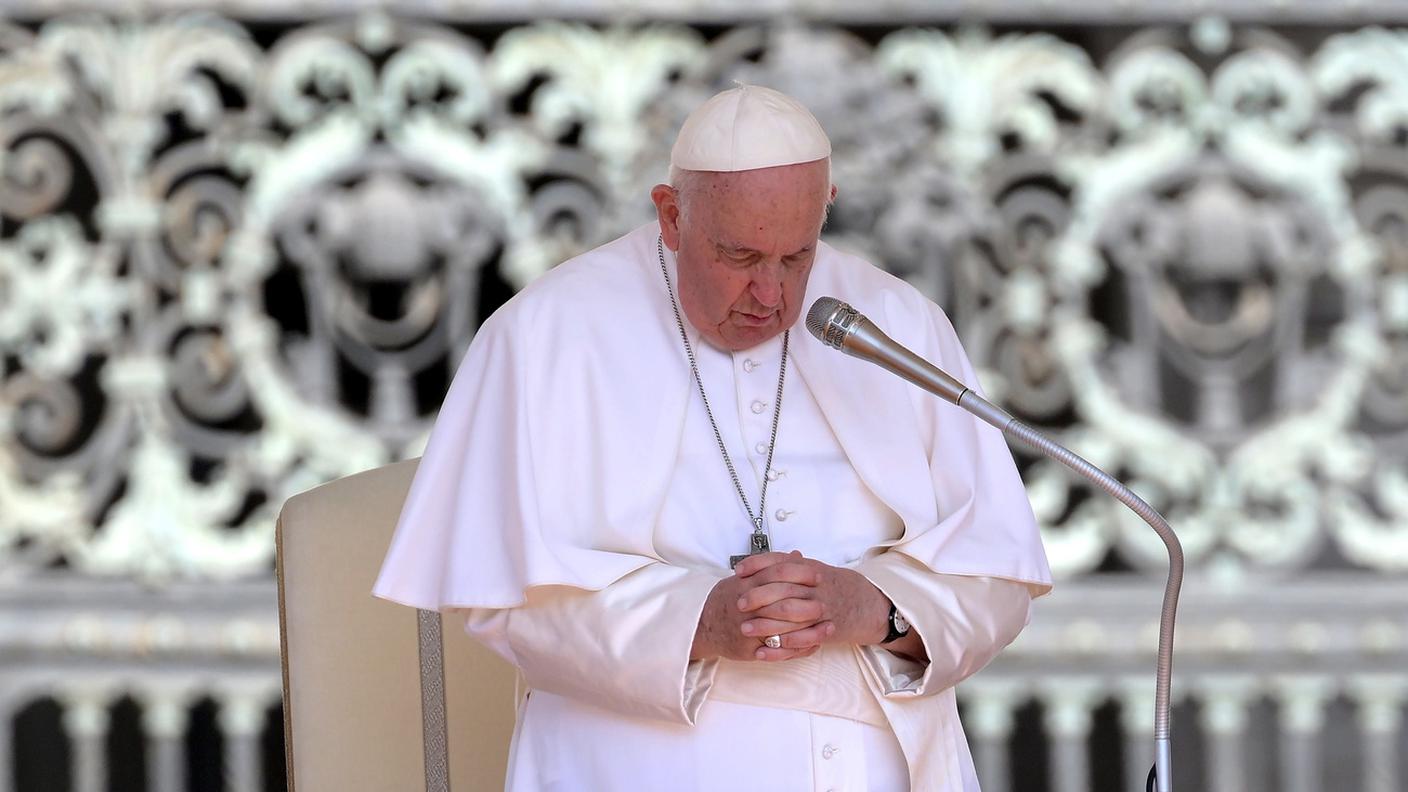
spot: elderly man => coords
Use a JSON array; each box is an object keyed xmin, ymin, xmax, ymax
[{"xmin": 375, "ymin": 84, "xmax": 1051, "ymax": 791}]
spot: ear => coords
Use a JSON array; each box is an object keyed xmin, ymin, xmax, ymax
[
  {"xmin": 829, "ymin": 183, "xmax": 838, "ymax": 204},
  {"xmin": 651, "ymin": 184, "xmax": 682, "ymax": 251}
]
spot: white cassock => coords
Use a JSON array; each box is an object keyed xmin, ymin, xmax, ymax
[{"xmin": 374, "ymin": 223, "xmax": 1054, "ymax": 791}]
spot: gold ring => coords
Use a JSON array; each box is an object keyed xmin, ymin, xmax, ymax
[{"xmin": 763, "ymin": 635, "xmax": 782, "ymax": 649}]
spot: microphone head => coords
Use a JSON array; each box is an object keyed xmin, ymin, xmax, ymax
[
  {"xmin": 805, "ymin": 297, "xmax": 844, "ymax": 341},
  {"xmin": 806, "ymin": 297, "xmax": 861, "ymax": 350}
]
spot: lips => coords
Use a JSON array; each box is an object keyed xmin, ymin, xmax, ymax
[{"xmin": 733, "ymin": 311, "xmax": 775, "ymax": 327}]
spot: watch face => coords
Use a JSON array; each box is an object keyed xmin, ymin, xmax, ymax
[{"xmin": 893, "ymin": 610, "xmax": 910, "ymax": 635}]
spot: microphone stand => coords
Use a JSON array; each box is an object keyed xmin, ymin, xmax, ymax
[
  {"xmin": 961, "ymin": 391, "xmax": 1180, "ymax": 792},
  {"xmin": 811, "ymin": 301, "xmax": 1183, "ymax": 792}
]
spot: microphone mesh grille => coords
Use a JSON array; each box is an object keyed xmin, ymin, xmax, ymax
[{"xmin": 806, "ymin": 297, "xmax": 843, "ymax": 341}]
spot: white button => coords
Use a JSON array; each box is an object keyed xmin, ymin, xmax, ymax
[
  {"xmin": 775, "ymin": 509, "xmax": 793, "ymax": 522},
  {"xmin": 742, "ymin": 358, "xmax": 757, "ymax": 372},
  {"xmin": 822, "ymin": 744, "xmax": 837, "ymax": 759},
  {"xmin": 750, "ymin": 400, "xmax": 766, "ymax": 414},
  {"xmin": 755, "ymin": 442, "xmax": 768, "ymax": 455},
  {"xmin": 766, "ymin": 468, "xmax": 782, "ymax": 481}
]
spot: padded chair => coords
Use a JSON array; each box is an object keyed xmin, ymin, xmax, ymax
[{"xmin": 277, "ymin": 458, "xmax": 517, "ymax": 791}]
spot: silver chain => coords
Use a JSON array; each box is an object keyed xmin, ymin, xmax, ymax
[{"xmin": 657, "ymin": 234, "xmax": 787, "ymax": 539}]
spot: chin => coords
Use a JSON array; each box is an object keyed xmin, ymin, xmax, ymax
[{"xmin": 724, "ymin": 323, "xmax": 784, "ymax": 350}]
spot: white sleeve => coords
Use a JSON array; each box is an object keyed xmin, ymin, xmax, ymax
[
  {"xmin": 854, "ymin": 551, "xmax": 1035, "ymax": 697},
  {"xmin": 462, "ymin": 564, "xmax": 722, "ymax": 724}
]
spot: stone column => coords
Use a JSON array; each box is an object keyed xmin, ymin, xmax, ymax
[
  {"xmin": 219, "ymin": 685, "xmax": 272, "ymax": 792},
  {"xmin": 60, "ymin": 689, "xmax": 112, "ymax": 792},
  {"xmin": 1197, "ymin": 676, "xmax": 1258, "ymax": 792},
  {"xmin": 0, "ymin": 697, "xmax": 14, "ymax": 792},
  {"xmin": 1119, "ymin": 678, "xmax": 1156, "ymax": 792},
  {"xmin": 963, "ymin": 682, "xmax": 1021, "ymax": 792},
  {"xmin": 1273, "ymin": 675, "xmax": 1333, "ymax": 792},
  {"xmin": 1042, "ymin": 680, "xmax": 1102, "ymax": 792},
  {"xmin": 1349, "ymin": 676, "xmax": 1406, "ymax": 792},
  {"xmin": 141, "ymin": 689, "xmax": 191, "ymax": 792}
]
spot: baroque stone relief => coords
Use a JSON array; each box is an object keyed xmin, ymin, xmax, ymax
[{"xmin": 1, "ymin": 12, "xmax": 1405, "ymax": 583}]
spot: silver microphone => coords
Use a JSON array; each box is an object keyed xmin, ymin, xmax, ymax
[
  {"xmin": 805, "ymin": 295, "xmax": 1185, "ymax": 792},
  {"xmin": 805, "ymin": 296, "xmax": 1008, "ymax": 426}
]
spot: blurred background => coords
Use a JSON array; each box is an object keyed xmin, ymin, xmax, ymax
[{"xmin": 1, "ymin": 1, "xmax": 1406, "ymax": 790}]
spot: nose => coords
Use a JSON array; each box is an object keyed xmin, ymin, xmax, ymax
[{"xmin": 750, "ymin": 260, "xmax": 785, "ymax": 308}]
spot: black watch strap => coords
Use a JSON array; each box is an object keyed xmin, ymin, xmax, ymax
[{"xmin": 881, "ymin": 602, "xmax": 910, "ymax": 644}]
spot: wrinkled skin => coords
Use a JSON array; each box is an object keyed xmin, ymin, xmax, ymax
[
  {"xmin": 692, "ymin": 551, "xmax": 926, "ymax": 663},
  {"xmin": 652, "ymin": 163, "xmax": 926, "ymax": 664},
  {"xmin": 652, "ymin": 160, "xmax": 831, "ymax": 351}
]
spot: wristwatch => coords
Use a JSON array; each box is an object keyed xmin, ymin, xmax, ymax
[{"xmin": 881, "ymin": 602, "xmax": 911, "ymax": 644}]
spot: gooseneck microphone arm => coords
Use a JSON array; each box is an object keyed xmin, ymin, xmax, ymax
[{"xmin": 807, "ymin": 297, "xmax": 1183, "ymax": 792}]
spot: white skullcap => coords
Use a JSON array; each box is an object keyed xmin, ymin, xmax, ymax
[{"xmin": 670, "ymin": 83, "xmax": 831, "ymax": 172}]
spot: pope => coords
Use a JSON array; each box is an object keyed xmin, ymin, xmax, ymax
[{"xmin": 375, "ymin": 84, "xmax": 1052, "ymax": 791}]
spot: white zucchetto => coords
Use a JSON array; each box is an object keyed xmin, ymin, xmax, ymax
[{"xmin": 670, "ymin": 84, "xmax": 831, "ymax": 173}]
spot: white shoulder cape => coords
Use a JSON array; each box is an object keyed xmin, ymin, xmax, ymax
[{"xmin": 374, "ymin": 224, "xmax": 1052, "ymax": 610}]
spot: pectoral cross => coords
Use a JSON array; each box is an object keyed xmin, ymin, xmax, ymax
[{"xmin": 729, "ymin": 526, "xmax": 771, "ymax": 569}]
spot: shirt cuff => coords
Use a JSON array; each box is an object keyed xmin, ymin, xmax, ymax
[{"xmin": 853, "ymin": 552, "xmax": 1033, "ymax": 698}]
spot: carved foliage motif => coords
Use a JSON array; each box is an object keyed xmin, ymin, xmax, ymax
[{"xmin": 1, "ymin": 14, "xmax": 1405, "ymax": 580}]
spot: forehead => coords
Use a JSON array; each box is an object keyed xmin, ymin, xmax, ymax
[
  {"xmin": 713, "ymin": 234, "xmax": 816, "ymax": 255},
  {"xmin": 699, "ymin": 160, "xmax": 829, "ymax": 202},
  {"xmin": 692, "ymin": 161, "xmax": 831, "ymax": 246}
]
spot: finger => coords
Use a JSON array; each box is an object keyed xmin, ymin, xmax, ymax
[
  {"xmin": 736, "ymin": 582, "xmax": 816, "ymax": 613},
  {"xmin": 742, "ymin": 560, "xmax": 821, "ymax": 589},
  {"xmin": 755, "ymin": 645, "xmax": 818, "ymax": 662},
  {"xmin": 751, "ymin": 622, "xmax": 835, "ymax": 660},
  {"xmin": 733, "ymin": 550, "xmax": 803, "ymax": 579},
  {"xmin": 748, "ymin": 596, "xmax": 825, "ymax": 623},
  {"xmin": 755, "ymin": 647, "xmax": 810, "ymax": 662},
  {"xmin": 740, "ymin": 615, "xmax": 819, "ymax": 637},
  {"xmin": 754, "ymin": 628, "xmax": 827, "ymax": 659}
]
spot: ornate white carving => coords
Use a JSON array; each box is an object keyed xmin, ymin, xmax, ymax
[
  {"xmin": 1, "ymin": 15, "xmax": 1407, "ymax": 789},
  {"xmin": 1, "ymin": 13, "xmax": 1406, "ymax": 583}
]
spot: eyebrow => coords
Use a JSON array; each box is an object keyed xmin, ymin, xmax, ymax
[{"xmin": 716, "ymin": 241, "xmax": 815, "ymax": 258}]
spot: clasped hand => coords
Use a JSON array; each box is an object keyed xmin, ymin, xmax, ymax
[{"xmin": 691, "ymin": 551, "xmax": 890, "ymax": 662}]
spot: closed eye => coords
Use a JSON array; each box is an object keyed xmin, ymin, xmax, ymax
[{"xmin": 716, "ymin": 244, "xmax": 812, "ymax": 266}]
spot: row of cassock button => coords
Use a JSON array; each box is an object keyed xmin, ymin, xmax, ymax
[
  {"xmin": 742, "ymin": 357, "xmax": 794, "ymax": 523},
  {"xmin": 747, "ymin": 354, "xmax": 843, "ymax": 790}
]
